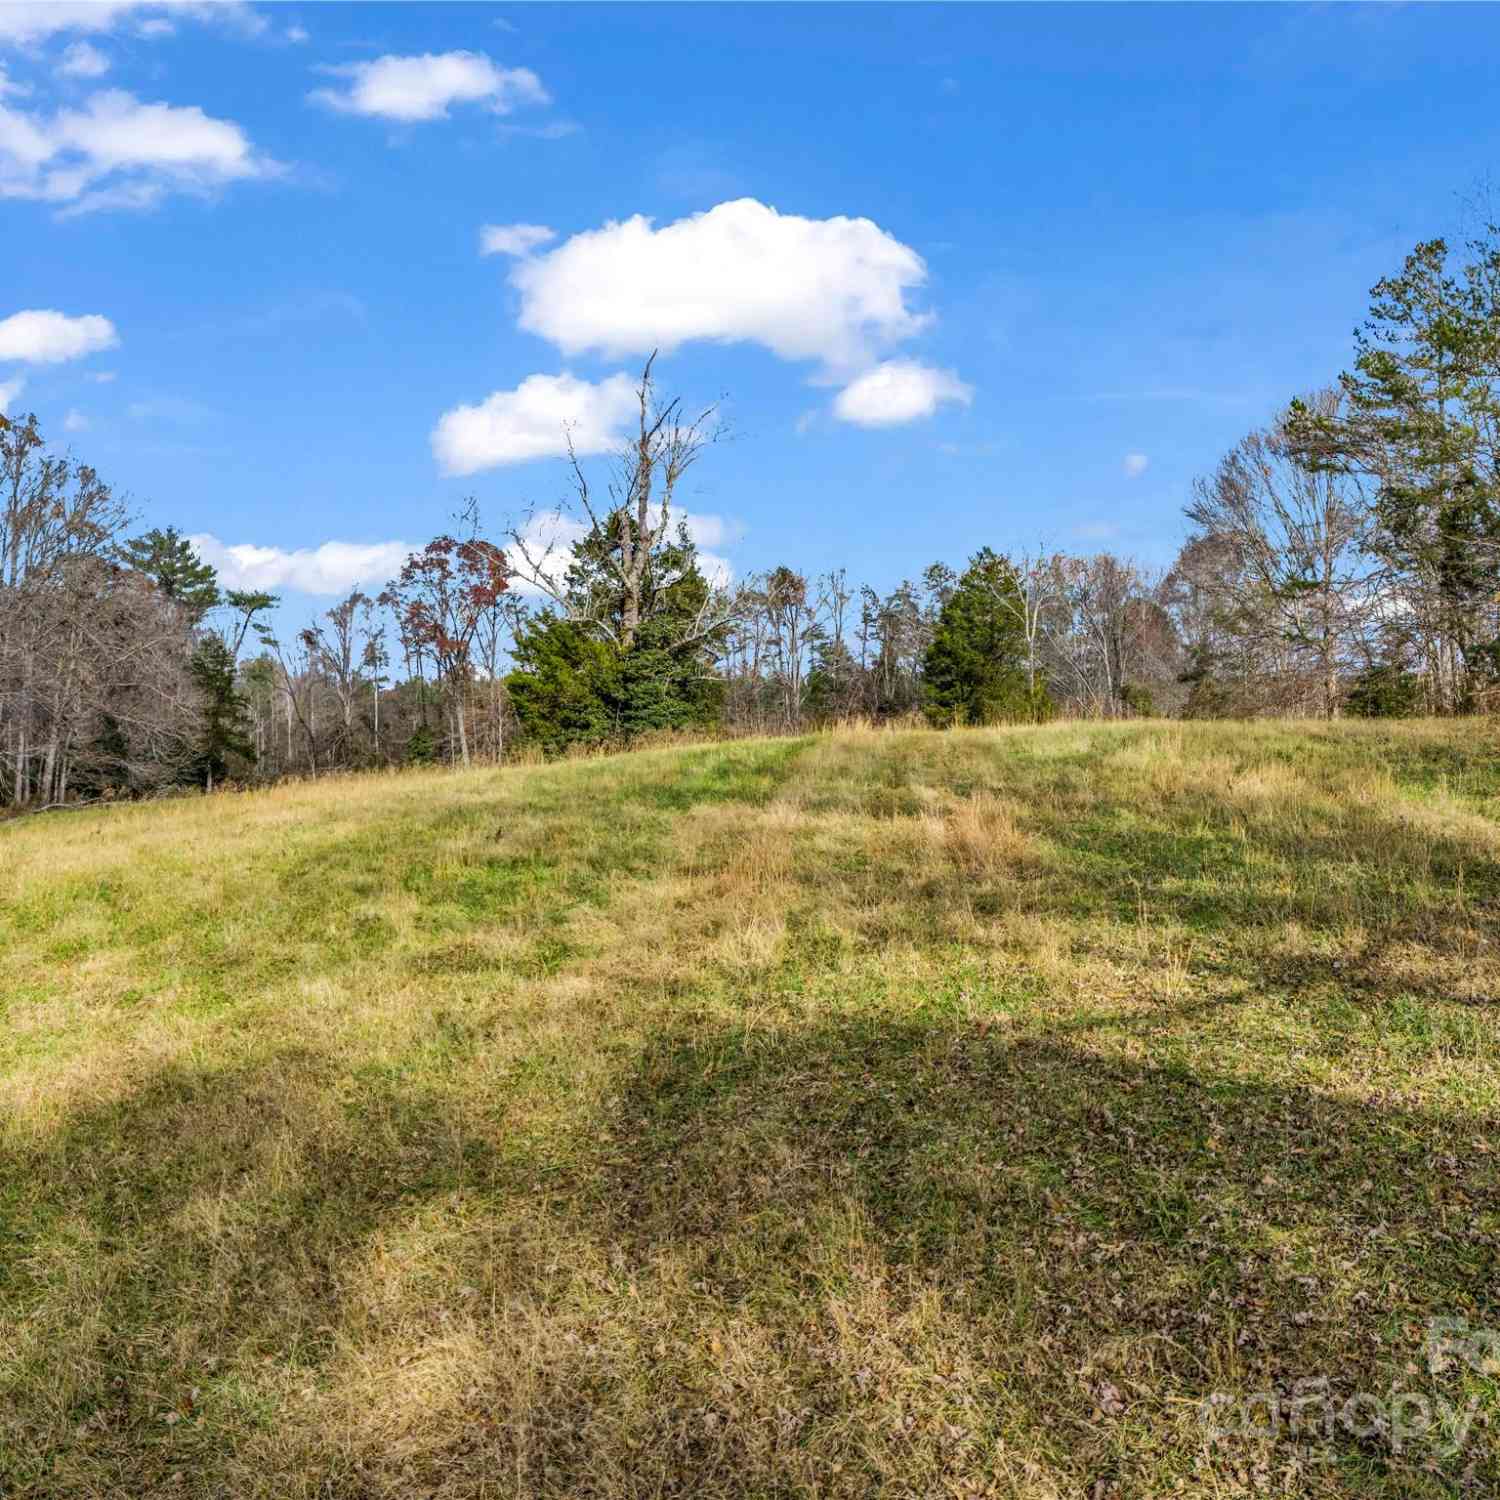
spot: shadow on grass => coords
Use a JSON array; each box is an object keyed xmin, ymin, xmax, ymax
[
  {"xmin": 8, "ymin": 1013, "xmax": 1497, "ymax": 1498},
  {"xmin": 556, "ymin": 1019, "xmax": 1499, "ymax": 1495},
  {"xmin": 1031, "ymin": 796, "xmax": 1500, "ymax": 933},
  {"xmin": 0, "ymin": 1046, "xmax": 524, "ymax": 1496}
]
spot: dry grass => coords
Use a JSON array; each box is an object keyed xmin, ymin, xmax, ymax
[{"xmin": 2, "ymin": 720, "xmax": 1498, "ymax": 1497}]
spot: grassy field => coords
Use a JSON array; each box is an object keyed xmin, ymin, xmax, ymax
[{"xmin": 2, "ymin": 720, "xmax": 1498, "ymax": 1498}]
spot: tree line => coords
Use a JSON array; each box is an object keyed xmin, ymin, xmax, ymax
[{"xmin": 3, "ymin": 215, "xmax": 1498, "ymax": 806}]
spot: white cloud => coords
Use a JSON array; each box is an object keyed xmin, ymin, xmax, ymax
[
  {"xmin": 832, "ymin": 359, "xmax": 971, "ymax": 428},
  {"xmin": 432, "ymin": 370, "xmax": 638, "ymax": 476},
  {"xmin": 0, "ymin": 374, "xmax": 23, "ymax": 413},
  {"xmin": 1123, "ymin": 452, "xmax": 1149, "ymax": 477},
  {"xmin": 0, "ymin": 3, "xmax": 146, "ymax": 42},
  {"xmin": 0, "ymin": 88, "xmax": 277, "ymax": 212},
  {"xmin": 285, "ymin": 23, "xmax": 308, "ymax": 44},
  {"xmin": 678, "ymin": 511, "xmax": 740, "ymax": 551},
  {"xmin": 0, "ymin": 308, "xmax": 117, "ymax": 362},
  {"xmin": 678, "ymin": 510, "xmax": 736, "ymax": 590},
  {"xmin": 57, "ymin": 41, "xmax": 110, "ymax": 78},
  {"xmin": 479, "ymin": 221, "xmax": 554, "ymax": 258},
  {"xmin": 310, "ymin": 51, "xmax": 547, "ymax": 123},
  {"xmin": 0, "ymin": 3, "xmax": 266, "ymax": 45},
  {"xmin": 88, "ymin": 368, "xmax": 116, "ymax": 382},
  {"xmin": 511, "ymin": 197, "xmax": 932, "ymax": 376},
  {"xmin": 189, "ymin": 534, "xmax": 411, "ymax": 596},
  {"xmin": 505, "ymin": 506, "xmax": 584, "ymax": 596},
  {"xmin": 62, "ymin": 406, "xmax": 88, "ymax": 431}
]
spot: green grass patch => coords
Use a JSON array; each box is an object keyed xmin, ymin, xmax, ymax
[{"xmin": 1, "ymin": 721, "xmax": 1498, "ymax": 1498}]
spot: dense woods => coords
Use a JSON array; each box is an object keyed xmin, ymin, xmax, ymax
[{"xmin": 4, "ymin": 218, "xmax": 1500, "ymax": 806}]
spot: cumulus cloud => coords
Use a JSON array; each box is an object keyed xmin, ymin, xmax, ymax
[
  {"xmin": 511, "ymin": 197, "xmax": 931, "ymax": 376},
  {"xmin": 447, "ymin": 198, "xmax": 970, "ymax": 460},
  {"xmin": 1123, "ymin": 452, "xmax": 1149, "ymax": 477},
  {"xmin": 832, "ymin": 359, "xmax": 971, "ymax": 428},
  {"xmin": 189, "ymin": 534, "xmax": 412, "ymax": 596},
  {"xmin": 0, "ymin": 3, "xmax": 134, "ymax": 42},
  {"xmin": 0, "ymin": 3, "xmax": 266, "ymax": 45},
  {"xmin": 57, "ymin": 41, "xmax": 111, "ymax": 78},
  {"xmin": 62, "ymin": 407, "xmax": 88, "ymax": 431},
  {"xmin": 0, "ymin": 374, "xmax": 23, "ymax": 413},
  {"xmin": 0, "ymin": 88, "xmax": 277, "ymax": 212},
  {"xmin": 310, "ymin": 51, "xmax": 547, "ymax": 123},
  {"xmin": 432, "ymin": 370, "xmax": 638, "ymax": 476},
  {"xmin": 479, "ymin": 221, "xmax": 554, "ymax": 257},
  {"xmin": 0, "ymin": 308, "xmax": 117, "ymax": 362}
]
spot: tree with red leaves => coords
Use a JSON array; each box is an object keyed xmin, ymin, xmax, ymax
[{"xmin": 379, "ymin": 510, "xmax": 507, "ymax": 766}]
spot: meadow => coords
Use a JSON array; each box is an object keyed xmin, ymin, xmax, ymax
[{"xmin": 1, "ymin": 720, "xmax": 1497, "ymax": 1498}]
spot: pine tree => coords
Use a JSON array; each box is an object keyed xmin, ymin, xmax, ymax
[
  {"xmin": 922, "ymin": 549, "xmax": 1048, "ymax": 726},
  {"xmin": 508, "ymin": 513, "xmax": 727, "ymax": 752},
  {"xmin": 189, "ymin": 635, "xmax": 254, "ymax": 790},
  {"xmin": 120, "ymin": 527, "xmax": 220, "ymax": 622},
  {"xmin": 1293, "ymin": 229, "xmax": 1500, "ymax": 709}
]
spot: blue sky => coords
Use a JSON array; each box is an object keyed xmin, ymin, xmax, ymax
[{"xmin": 5, "ymin": 1, "xmax": 1500, "ymax": 622}]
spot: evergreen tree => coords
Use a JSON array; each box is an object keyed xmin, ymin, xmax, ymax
[
  {"xmin": 922, "ymin": 549, "xmax": 1048, "ymax": 726},
  {"xmin": 1292, "ymin": 228, "xmax": 1500, "ymax": 709},
  {"xmin": 223, "ymin": 589, "xmax": 279, "ymax": 662},
  {"xmin": 120, "ymin": 527, "xmax": 220, "ymax": 621},
  {"xmin": 1345, "ymin": 661, "xmax": 1422, "ymax": 718},
  {"xmin": 189, "ymin": 635, "xmax": 254, "ymax": 789},
  {"xmin": 508, "ymin": 513, "xmax": 727, "ymax": 752},
  {"xmin": 403, "ymin": 723, "xmax": 437, "ymax": 765},
  {"xmin": 506, "ymin": 616, "xmax": 619, "ymax": 753}
]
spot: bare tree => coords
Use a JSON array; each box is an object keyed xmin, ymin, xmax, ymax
[
  {"xmin": 980, "ymin": 546, "xmax": 1057, "ymax": 700},
  {"xmin": 301, "ymin": 590, "xmax": 367, "ymax": 763},
  {"xmin": 1184, "ymin": 392, "xmax": 1373, "ymax": 716},
  {"xmin": 761, "ymin": 566, "xmax": 820, "ymax": 729},
  {"xmin": 259, "ymin": 629, "xmax": 321, "ymax": 776},
  {"xmin": 358, "ymin": 598, "xmax": 389, "ymax": 763},
  {"xmin": 1, "ymin": 413, "xmax": 139, "ymax": 804},
  {"xmin": 471, "ymin": 591, "xmax": 524, "ymax": 760},
  {"xmin": 506, "ymin": 354, "xmax": 736, "ymax": 654},
  {"xmin": 1043, "ymin": 553, "xmax": 1178, "ymax": 717}
]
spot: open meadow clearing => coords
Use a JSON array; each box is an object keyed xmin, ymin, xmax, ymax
[{"xmin": 2, "ymin": 720, "xmax": 1498, "ymax": 1498}]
